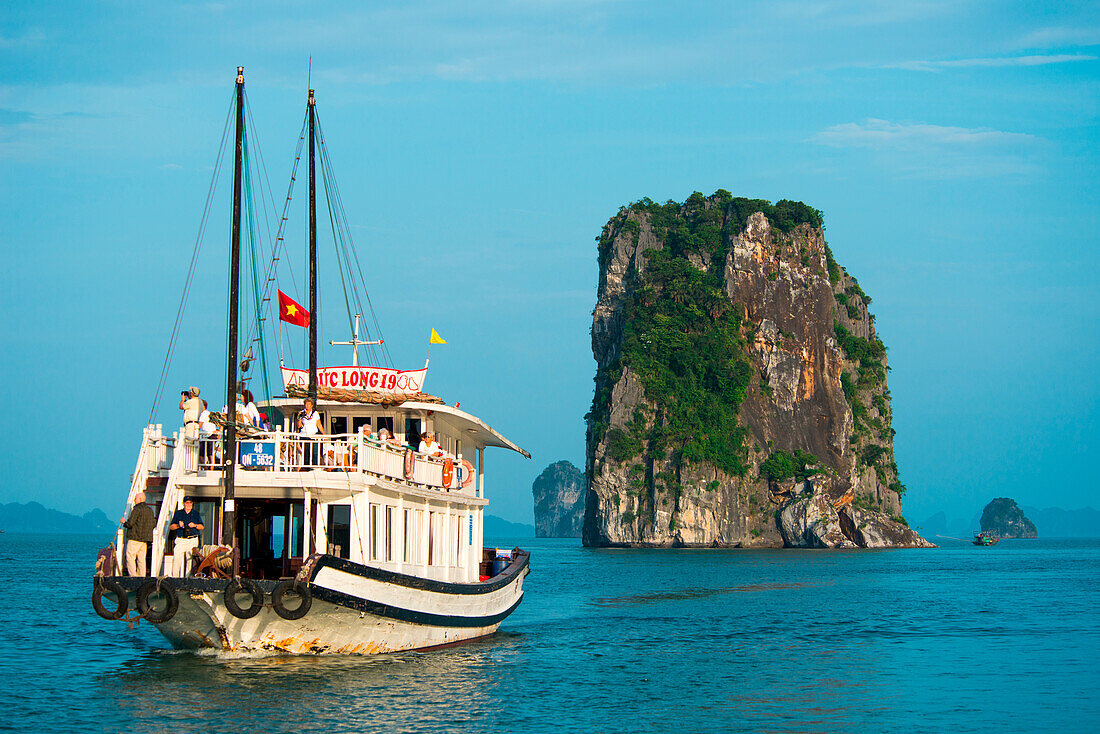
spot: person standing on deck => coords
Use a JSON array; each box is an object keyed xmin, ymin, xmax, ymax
[
  {"xmin": 297, "ymin": 397, "xmax": 324, "ymax": 467},
  {"xmin": 179, "ymin": 387, "xmax": 203, "ymax": 439},
  {"xmin": 120, "ymin": 491, "xmax": 155, "ymax": 577},
  {"xmin": 169, "ymin": 497, "xmax": 204, "ymax": 577},
  {"xmin": 241, "ymin": 389, "xmax": 261, "ymax": 427}
]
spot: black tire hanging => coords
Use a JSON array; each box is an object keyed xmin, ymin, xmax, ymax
[
  {"xmin": 271, "ymin": 579, "xmax": 312, "ymax": 620},
  {"xmin": 136, "ymin": 580, "xmax": 179, "ymax": 623},
  {"xmin": 92, "ymin": 579, "xmax": 128, "ymax": 620},
  {"xmin": 223, "ymin": 577, "xmax": 264, "ymax": 619}
]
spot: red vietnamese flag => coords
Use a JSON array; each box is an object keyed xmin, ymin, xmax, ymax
[{"xmin": 278, "ymin": 290, "xmax": 310, "ymax": 328}]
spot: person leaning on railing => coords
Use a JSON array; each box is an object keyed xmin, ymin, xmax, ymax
[
  {"xmin": 297, "ymin": 397, "xmax": 324, "ymax": 467},
  {"xmin": 198, "ymin": 401, "xmax": 219, "ymax": 466},
  {"xmin": 418, "ymin": 431, "xmax": 445, "ymax": 457}
]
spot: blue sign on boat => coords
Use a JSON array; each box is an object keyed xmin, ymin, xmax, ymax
[{"xmin": 240, "ymin": 441, "xmax": 275, "ymax": 468}]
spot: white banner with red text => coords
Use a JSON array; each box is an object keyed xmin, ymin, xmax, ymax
[{"xmin": 281, "ymin": 365, "xmax": 427, "ymax": 396}]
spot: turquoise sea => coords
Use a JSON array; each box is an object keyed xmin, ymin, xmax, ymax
[{"xmin": 4, "ymin": 533, "xmax": 1097, "ymax": 733}]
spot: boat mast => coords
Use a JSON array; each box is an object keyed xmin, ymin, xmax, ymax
[
  {"xmin": 223, "ymin": 65, "xmax": 244, "ymax": 547},
  {"xmin": 308, "ymin": 88, "xmax": 318, "ymax": 400}
]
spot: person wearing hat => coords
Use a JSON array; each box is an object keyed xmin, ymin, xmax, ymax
[
  {"xmin": 169, "ymin": 497, "xmax": 204, "ymax": 577},
  {"xmin": 179, "ymin": 387, "xmax": 203, "ymax": 439}
]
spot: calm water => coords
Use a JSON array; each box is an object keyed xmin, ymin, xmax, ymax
[{"xmin": 3, "ymin": 533, "xmax": 1097, "ymax": 733}]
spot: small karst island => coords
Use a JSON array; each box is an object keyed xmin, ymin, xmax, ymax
[{"xmin": 562, "ymin": 191, "xmax": 933, "ymax": 549}]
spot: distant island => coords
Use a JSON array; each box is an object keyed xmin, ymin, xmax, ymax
[
  {"xmin": 584, "ymin": 192, "xmax": 930, "ymax": 549},
  {"xmin": 532, "ymin": 460, "xmax": 584, "ymax": 538},
  {"xmin": 0, "ymin": 502, "xmax": 114, "ymax": 534},
  {"xmin": 981, "ymin": 498, "xmax": 1037, "ymax": 539}
]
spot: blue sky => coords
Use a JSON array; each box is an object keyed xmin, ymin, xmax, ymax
[{"xmin": 1, "ymin": 1, "xmax": 1097, "ymax": 527}]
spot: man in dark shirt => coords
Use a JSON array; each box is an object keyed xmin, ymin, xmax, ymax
[
  {"xmin": 170, "ymin": 497, "xmax": 204, "ymax": 577},
  {"xmin": 121, "ymin": 491, "xmax": 156, "ymax": 577}
]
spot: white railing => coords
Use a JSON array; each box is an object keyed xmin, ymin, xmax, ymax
[
  {"xmin": 193, "ymin": 429, "xmax": 463, "ymax": 491},
  {"xmin": 116, "ymin": 425, "xmax": 155, "ymax": 573},
  {"xmin": 151, "ymin": 436, "xmax": 196, "ymax": 575}
]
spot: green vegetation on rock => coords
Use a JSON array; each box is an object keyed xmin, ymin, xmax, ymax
[
  {"xmin": 759, "ymin": 450, "xmax": 820, "ymax": 482},
  {"xmin": 591, "ymin": 191, "xmax": 822, "ymax": 481}
]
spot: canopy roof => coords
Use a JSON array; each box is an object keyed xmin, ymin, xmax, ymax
[{"xmin": 263, "ymin": 395, "xmax": 529, "ymax": 458}]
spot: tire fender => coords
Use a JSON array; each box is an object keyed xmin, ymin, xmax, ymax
[
  {"xmin": 136, "ymin": 580, "xmax": 179, "ymax": 623},
  {"xmin": 223, "ymin": 577, "xmax": 265, "ymax": 619},
  {"xmin": 92, "ymin": 579, "xmax": 128, "ymax": 620},
  {"xmin": 271, "ymin": 579, "xmax": 312, "ymax": 620}
]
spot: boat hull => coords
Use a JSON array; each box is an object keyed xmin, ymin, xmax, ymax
[{"xmin": 103, "ymin": 550, "xmax": 529, "ymax": 654}]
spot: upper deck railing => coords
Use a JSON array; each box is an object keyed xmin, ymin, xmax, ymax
[{"xmin": 193, "ymin": 430, "xmax": 470, "ymax": 492}]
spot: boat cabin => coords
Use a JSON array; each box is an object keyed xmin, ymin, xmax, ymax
[{"xmin": 125, "ymin": 395, "xmax": 528, "ymax": 585}]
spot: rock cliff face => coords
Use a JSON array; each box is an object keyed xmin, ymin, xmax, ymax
[
  {"xmin": 532, "ymin": 460, "xmax": 585, "ymax": 538},
  {"xmin": 980, "ymin": 498, "xmax": 1038, "ymax": 538},
  {"xmin": 583, "ymin": 192, "xmax": 931, "ymax": 549}
]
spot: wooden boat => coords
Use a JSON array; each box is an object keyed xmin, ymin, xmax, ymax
[
  {"xmin": 973, "ymin": 531, "xmax": 999, "ymax": 546},
  {"xmin": 91, "ymin": 68, "xmax": 531, "ymax": 654}
]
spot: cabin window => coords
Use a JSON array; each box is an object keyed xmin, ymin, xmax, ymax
[
  {"xmin": 385, "ymin": 506, "xmax": 393, "ymax": 562},
  {"xmin": 352, "ymin": 416, "xmax": 371, "ymax": 433},
  {"xmin": 427, "ymin": 511, "xmax": 435, "ymax": 566},
  {"xmin": 330, "ymin": 416, "xmax": 348, "ymax": 435},
  {"xmin": 327, "ymin": 504, "xmax": 351, "ymax": 559},
  {"xmin": 197, "ymin": 501, "xmax": 217, "ymax": 546},
  {"xmin": 403, "ymin": 509, "xmax": 411, "ymax": 563},
  {"xmin": 291, "ymin": 502, "xmax": 304, "ymax": 557},
  {"xmin": 453, "ymin": 515, "xmax": 461, "ymax": 567},
  {"xmin": 405, "ymin": 418, "xmax": 422, "ymax": 448},
  {"xmin": 368, "ymin": 504, "xmax": 378, "ymax": 561}
]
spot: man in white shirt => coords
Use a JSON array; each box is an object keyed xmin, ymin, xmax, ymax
[{"xmin": 179, "ymin": 387, "xmax": 203, "ymax": 439}]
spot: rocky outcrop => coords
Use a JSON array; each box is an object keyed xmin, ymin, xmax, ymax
[
  {"xmin": 777, "ymin": 475, "xmax": 932, "ymax": 548},
  {"xmin": 584, "ymin": 192, "xmax": 930, "ymax": 548},
  {"xmin": 980, "ymin": 498, "xmax": 1038, "ymax": 538},
  {"xmin": 532, "ymin": 460, "xmax": 585, "ymax": 538}
]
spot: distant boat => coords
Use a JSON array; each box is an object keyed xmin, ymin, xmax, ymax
[{"xmin": 973, "ymin": 531, "xmax": 999, "ymax": 546}]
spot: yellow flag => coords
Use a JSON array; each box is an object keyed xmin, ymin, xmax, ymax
[{"xmin": 430, "ymin": 328, "xmax": 447, "ymax": 345}]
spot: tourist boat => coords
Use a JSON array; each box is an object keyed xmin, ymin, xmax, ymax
[
  {"xmin": 90, "ymin": 68, "xmax": 531, "ymax": 654},
  {"xmin": 973, "ymin": 531, "xmax": 999, "ymax": 546}
]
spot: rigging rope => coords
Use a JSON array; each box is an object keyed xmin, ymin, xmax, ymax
[
  {"xmin": 146, "ymin": 91, "xmax": 235, "ymax": 425},
  {"xmin": 241, "ymin": 125, "xmax": 272, "ymax": 404},
  {"xmin": 314, "ymin": 114, "xmax": 393, "ymax": 367}
]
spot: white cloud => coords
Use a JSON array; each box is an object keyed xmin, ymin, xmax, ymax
[
  {"xmin": 889, "ymin": 53, "xmax": 1097, "ymax": 72},
  {"xmin": 813, "ymin": 119, "xmax": 1035, "ymax": 149},
  {"xmin": 812, "ymin": 119, "xmax": 1040, "ymax": 178},
  {"xmin": 1017, "ymin": 26, "xmax": 1100, "ymax": 49}
]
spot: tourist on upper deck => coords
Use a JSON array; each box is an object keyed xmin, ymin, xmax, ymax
[
  {"xmin": 377, "ymin": 427, "xmax": 402, "ymax": 447},
  {"xmin": 179, "ymin": 386, "xmax": 203, "ymax": 439},
  {"xmin": 297, "ymin": 398, "xmax": 323, "ymax": 466},
  {"xmin": 169, "ymin": 497, "xmax": 204, "ymax": 577},
  {"xmin": 418, "ymin": 431, "xmax": 444, "ymax": 457},
  {"xmin": 241, "ymin": 389, "xmax": 261, "ymax": 427},
  {"xmin": 120, "ymin": 491, "xmax": 155, "ymax": 577},
  {"xmin": 198, "ymin": 400, "xmax": 219, "ymax": 465}
]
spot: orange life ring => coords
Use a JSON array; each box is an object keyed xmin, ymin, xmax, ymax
[
  {"xmin": 403, "ymin": 448, "xmax": 415, "ymax": 479},
  {"xmin": 442, "ymin": 458, "xmax": 454, "ymax": 487},
  {"xmin": 460, "ymin": 459, "xmax": 475, "ymax": 488}
]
